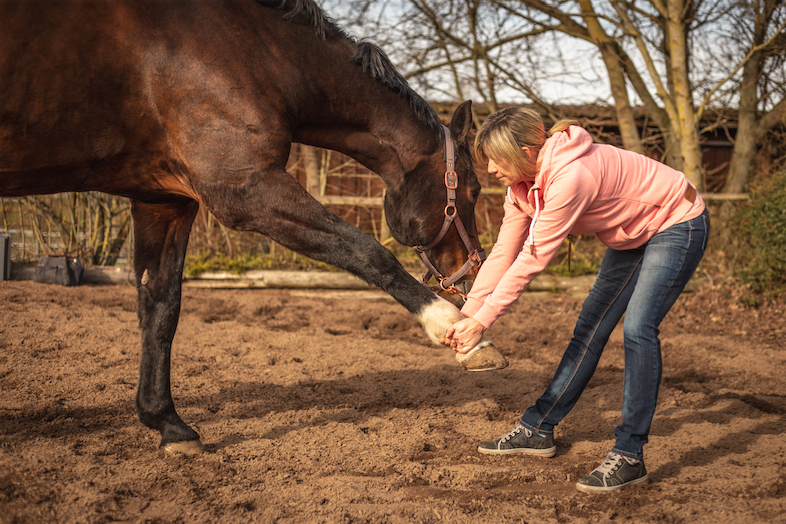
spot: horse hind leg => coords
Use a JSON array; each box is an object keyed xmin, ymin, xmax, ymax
[{"xmin": 131, "ymin": 198, "xmax": 204, "ymax": 454}]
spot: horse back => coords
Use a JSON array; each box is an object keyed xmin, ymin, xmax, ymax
[{"xmin": 0, "ymin": 0, "xmax": 323, "ymax": 201}]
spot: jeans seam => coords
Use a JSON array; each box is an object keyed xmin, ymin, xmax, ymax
[
  {"xmin": 615, "ymin": 222, "xmax": 701, "ymax": 457},
  {"xmin": 534, "ymin": 255, "xmax": 642, "ymax": 432},
  {"xmin": 701, "ymin": 213, "xmax": 709, "ymax": 250}
]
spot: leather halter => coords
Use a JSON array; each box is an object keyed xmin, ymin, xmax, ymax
[{"xmin": 413, "ymin": 125, "xmax": 487, "ymax": 299}]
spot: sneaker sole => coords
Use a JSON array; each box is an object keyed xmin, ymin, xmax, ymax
[
  {"xmin": 478, "ymin": 445, "xmax": 556, "ymax": 457},
  {"xmin": 575, "ymin": 474, "xmax": 650, "ymax": 493}
]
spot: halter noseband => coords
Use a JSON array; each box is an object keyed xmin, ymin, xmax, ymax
[{"xmin": 413, "ymin": 125, "xmax": 487, "ymax": 299}]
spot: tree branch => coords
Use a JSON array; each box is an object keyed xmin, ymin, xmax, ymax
[
  {"xmin": 696, "ymin": 16, "xmax": 786, "ymax": 121},
  {"xmin": 611, "ymin": 0, "xmax": 680, "ymax": 125}
]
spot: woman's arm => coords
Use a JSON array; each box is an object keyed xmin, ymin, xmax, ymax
[
  {"xmin": 461, "ymin": 194, "xmax": 530, "ymax": 318},
  {"xmin": 471, "ymin": 169, "xmax": 598, "ymax": 328}
]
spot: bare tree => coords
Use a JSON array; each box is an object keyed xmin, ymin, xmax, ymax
[
  {"xmin": 490, "ymin": 0, "xmax": 734, "ymax": 189},
  {"xmin": 703, "ymin": 0, "xmax": 786, "ymax": 195},
  {"xmin": 330, "ymin": 0, "xmax": 592, "ymax": 122},
  {"xmin": 329, "ymin": 0, "xmax": 785, "ymax": 193}
]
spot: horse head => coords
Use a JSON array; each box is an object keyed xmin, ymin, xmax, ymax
[{"xmin": 383, "ymin": 101, "xmax": 485, "ymax": 308}]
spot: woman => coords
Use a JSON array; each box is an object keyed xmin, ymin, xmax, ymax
[{"xmin": 442, "ymin": 108, "xmax": 709, "ymax": 493}]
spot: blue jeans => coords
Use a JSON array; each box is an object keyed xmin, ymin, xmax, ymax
[{"xmin": 519, "ymin": 209, "xmax": 710, "ymax": 460}]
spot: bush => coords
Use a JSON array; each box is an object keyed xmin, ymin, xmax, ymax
[{"xmin": 732, "ymin": 172, "xmax": 786, "ymax": 300}]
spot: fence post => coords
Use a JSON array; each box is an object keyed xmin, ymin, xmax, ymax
[
  {"xmin": 379, "ymin": 189, "xmax": 392, "ymax": 245},
  {"xmin": 0, "ymin": 234, "xmax": 10, "ymax": 280},
  {"xmin": 303, "ymin": 145, "xmax": 322, "ymax": 196}
]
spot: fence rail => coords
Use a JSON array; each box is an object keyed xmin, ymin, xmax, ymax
[{"xmin": 0, "ymin": 137, "xmax": 754, "ymax": 267}]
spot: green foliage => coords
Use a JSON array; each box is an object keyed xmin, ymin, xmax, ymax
[
  {"xmin": 543, "ymin": 236, "xmax": 603, "ymax": 277},
  {"xmin": 732, "ymin": 172, "xmax": 786, "ymax": 300}
]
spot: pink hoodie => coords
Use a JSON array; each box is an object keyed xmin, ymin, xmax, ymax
[{"xmin": 462, "ymin": 125, "xmax": 705, "ymax": 329}]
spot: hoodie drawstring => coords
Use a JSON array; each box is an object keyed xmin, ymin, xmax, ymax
[{"xmin": 528, "ymin": 188, "xmax": 540, "ymax": 254}]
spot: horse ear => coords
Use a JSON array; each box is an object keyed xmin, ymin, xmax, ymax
[{"xmin": 449, "ymin": 100, "xmax": 473, "ymax": 144}]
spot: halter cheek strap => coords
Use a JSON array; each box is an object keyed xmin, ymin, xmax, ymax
[{"xmin": 413, "ymin": 125, "xmax": 487, "ymax": 298}]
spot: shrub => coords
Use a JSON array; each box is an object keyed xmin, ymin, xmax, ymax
[{"xmin": 732, "ymin": 172, "xmax": 786, "ymax": 300}]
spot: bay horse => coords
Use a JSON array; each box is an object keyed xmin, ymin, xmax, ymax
[{"xmin": 0, "ymin": 0, "xmax": 506, "ymax": 454}]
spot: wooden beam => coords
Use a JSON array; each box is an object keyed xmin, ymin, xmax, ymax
[
  {"xmin": 316, "ymin": 195, "xmax": 384, "ymax": 207},
  {"xmin": 702, "ymin": 193, "xmax": 749, "ymax": 201}
]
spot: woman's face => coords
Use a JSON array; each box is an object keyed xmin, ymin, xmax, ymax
[
  {"xmin": 486, "ymin": 147, "xmax": 537, "ymax": 186},
  {"xmin": 487, "ymin": 157, "xmax": 525, "ymax": 187}
]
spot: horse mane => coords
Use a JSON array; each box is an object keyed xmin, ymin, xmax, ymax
[
  {"xmin": 254, "ymin": 0, "xmax": 443, "ymax": 134},
  {"xmin": 254, "ymin": 0, "xmax": 344, "ymax": 40},
  {"xmin": 351, "ymin": 42, "xmax": 442, "ymax": 133}
]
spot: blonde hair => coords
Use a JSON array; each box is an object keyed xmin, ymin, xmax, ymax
[
  {"xmin": 549, "ymin": 119, "xmax": 580, "ymax": 136},
  {"xmin": 475, "ymin": 108, "xmax": 581, "ymax": 174},
  {"xmin": 474, "ymin": 107, "xmax": 545, "ymax": 175}
]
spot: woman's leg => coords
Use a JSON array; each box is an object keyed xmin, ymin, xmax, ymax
[
  {"xmin": 518, "ymin": 246, "xmax": 645, "ymax": 434},
  {"xmin": 612, "ymin": 209, "xmax": 710, "ymax": 459},
  {"xmin": 478, "ymin": 247, "xmax": 645, "ymax": 456}
]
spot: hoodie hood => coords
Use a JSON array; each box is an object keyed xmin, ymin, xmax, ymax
[
  {"xmin": 506, "ymin": 125, "xmax": 594, "ymax": 253},
  {"xmin": 506, "ymin": 126, "xmax": 594, "ymax": 212},
  {"xmin": 535, "ymin": 125, "xmax": 594, "ymax": 188}
]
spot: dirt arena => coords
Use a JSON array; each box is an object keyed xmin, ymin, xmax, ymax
[{"xmin": 1, "ymin": 278, "xmax": 784, "ymax": 523}]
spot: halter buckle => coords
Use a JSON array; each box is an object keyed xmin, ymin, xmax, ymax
[
  {"xmin": 414, "ymin": 125, "xmax": 484, "ymax": 301},
  {"xmin": 445, "ymin": 171, "xmax": 458, "ymax": 189}
]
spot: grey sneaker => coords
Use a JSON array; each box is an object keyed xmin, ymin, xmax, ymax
[
  {"xmin": 478, "ymin": 424, "xmax": 556, "ymax": 457},
  {"xmin": 576, "ymin": 453, "xmax": 650, "ymax": 493}
]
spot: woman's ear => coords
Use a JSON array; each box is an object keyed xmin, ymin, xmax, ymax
[{"xmin": 521, "ymin": 146, "xmax": 536, "ymax": 160}]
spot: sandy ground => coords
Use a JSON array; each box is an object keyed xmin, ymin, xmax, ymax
[{"xmin": 1, "ymin": 279, "xmax": 784, "ymax": 523}]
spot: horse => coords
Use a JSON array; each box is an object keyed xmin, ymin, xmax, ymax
[{"xmin": 0, "ymin": 0, "xmax": 507, "ymax": 454}]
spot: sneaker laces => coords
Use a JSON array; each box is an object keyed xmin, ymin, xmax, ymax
[
  {"xmin": 593, "ymin": 453, "xmax": 627, "ymax": 478},
  {"xmin": 501, "ymin": 425, "xmax": 533, "ymax": 442}
]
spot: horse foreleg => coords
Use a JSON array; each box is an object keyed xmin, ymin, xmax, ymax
[
  {"xmin": 131, "ymin": 198, "xmax": 203, "ymax": 454},
  {"xmin": 200, "ymin": 171, "xmax": 507, "ymax": 370}
]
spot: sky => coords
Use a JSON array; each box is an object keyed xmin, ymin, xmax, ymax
[{"xmin": 321, "ymin": 0, "xmax": 614, "ymax": 107}]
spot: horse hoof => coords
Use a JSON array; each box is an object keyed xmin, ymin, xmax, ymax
[
  {"xmin": 162, "ymin": 439, "xmax": 205, "ymax": 455},
  {"xmin": 455, "ymin": 341, "xmax": 508, "ymax": 371}
]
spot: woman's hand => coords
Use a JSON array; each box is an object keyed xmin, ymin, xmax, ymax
[{"xmin": 441, "ymin": 317, "xmax": 486, "ymax": 354}]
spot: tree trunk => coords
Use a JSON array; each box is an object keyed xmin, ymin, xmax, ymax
[
  {"xmin": 602, "ymin": 47, "xmax": 644, "ymax": 154},
  {"xmin": 579, "ymin": 0, "xmax": 644, "ymax": 153},
  {"xmin": 667, "ymin": 0, "xmax": 704, "ymax": 191},
  {"xmin": 616, "ymin": 46, "xmax": 684, "ymax": 168},
  {"xmin": 725, "ymin": 55, "xmax": 761, "ymax": 195},
  {"xmin": 724, "ymin": 0, "xmax": 786, "ymax": 195}
]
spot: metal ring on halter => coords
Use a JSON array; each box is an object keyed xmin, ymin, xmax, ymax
[
  {"xmin": 439, "ymin": 280, "xmax": 468, "ymax": 300},
  {"xmin": 444, "ymin": 205, "xmax": 457, "ymax": 217}
]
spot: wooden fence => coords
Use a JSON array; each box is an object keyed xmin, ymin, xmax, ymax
[{"xmin": 0, "ymin": 128, "xmax": 756, "ymax": 266}]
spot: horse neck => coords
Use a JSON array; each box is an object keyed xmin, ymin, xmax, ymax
[
  {"xmin": 296, "ymin": 118, "xmax": 441, "ymax": 187},
  {"xmin": 289, "ymin": 60, "xmax": 442, "ymax": 188}
]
